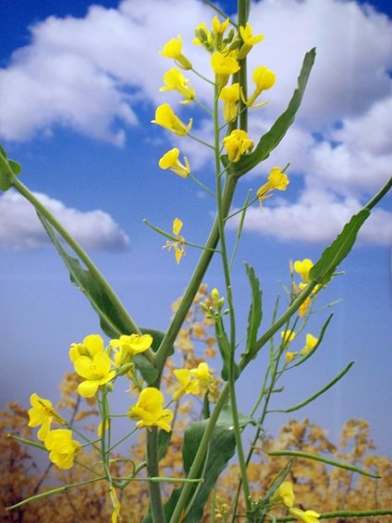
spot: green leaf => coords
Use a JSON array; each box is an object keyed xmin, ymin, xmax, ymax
[
  {"xmin": 149, "ymin": 414, "xmax": 237, "ymax": 523},
  {"xmin": 0, "ymin": 144, "xmax": 22, "ymax": 191},
  {"xmin": 37, "ymin": 211, "xmax": 134, "ymax": 337},
  {"xmin": 243, "ymin": 263, "xmax": 263, "ymax": 358},
  {"xmin": 222, "ymin": 48, "xmax": 316, "ymax": 177},
  {"xmin": 309, "ymin": 209, "xmax": 370, "ymax": 285}
]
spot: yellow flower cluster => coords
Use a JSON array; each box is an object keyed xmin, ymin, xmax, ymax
[{"xmin": 274, "ymin": 481, "xmax": 320, "ymax": 523}]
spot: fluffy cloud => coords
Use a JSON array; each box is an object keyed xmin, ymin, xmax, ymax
[
  {"xmin": 0, "ymin": 190, "xmax": 130, "ymax": 251},
  {"xmin": 0, "ymin": 0, "xmax": 391, "ymax": 245}
]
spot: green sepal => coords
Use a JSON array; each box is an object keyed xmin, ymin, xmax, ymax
[
  {"xmin": 221, "ymin": 48, "xmax": 316, "ymax": 178},
  {"xmin": 243, "ymin": 263, "xmax": 263, "ymax": 358},
  {"xmin": 0, "ymin": 144, "xmax": 22, "ymax": 191},
  {"xmin": 309, "ymin": 209, "xmax": 370, "ymax": 285}
]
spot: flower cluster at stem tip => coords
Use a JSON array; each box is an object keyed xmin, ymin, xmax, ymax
[{"xmin": 152, "ymin": 15, "xmax": 287, "ymax": 262}]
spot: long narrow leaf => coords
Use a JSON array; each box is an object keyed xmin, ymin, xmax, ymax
[{"xmin": 244, "ymin": 263, "xmax": 263, "ymax": 357}]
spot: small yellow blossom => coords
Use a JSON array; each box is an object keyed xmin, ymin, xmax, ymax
[
  {"xmin": 193, "ymin": 22, "xmax": 213, "ymax": 49},
  {"xmin": 219, "ymin": 83, "xmax": 240, "ymax": 122},
  {"xmin": 69, "ymin": 334, "xmax": 105, "ymax": 363},
  {"xmin": 245, "ymin": 66, "xmax": 276, "ymax": 108},
  {"xmin": 300, "ymin": 334, "xmax": 318, "ymax": 356},
  {"xmin": 289, "ymin": 507, "xmax": 320, "ymax": 523},
  {"xmin": 73, "ymin": 344, "xmax": 116, "ymax": 398},
  {"xmin": 172, "ymin": 369, "xmax": 200, "ymax": 401},
  {"xmin": 275, "ymin": 480, "xmax": 295, "ymax": 507},
  {"xmin": 110, "ymin": 333, "xmax": 153, "ymax": 366},
  {"xmin": 294, "ymin": 259, "xmax": 314, "ymax": 283},
  {"xmin": 257, "ymin": 167, "xmax": 289, "ymax": 203},
  {"xmin": 212, "ymin": 16, "xmax": 230, "ymax": 36},
  {"xmin": 159, "ymin": 35, "xmax": 192, "ymax": 70},
  {"xmin": 44, "ymin": 428, "xmax": 81, "ymax": 469},
  {"xmin": 164, "ymin": 218, "xmax": 186, "ymax": 264},
  {"xmin": 190, "ymin": 362, "xmax": 213, "ymax": 387},
  {"xmin": 128, "ymin": 387, "xmax": 173, "ymax": 432},
  {"xmin": 285, "ymin": 351, "xmax": 297, "ymax": 364},
  {"xmin": 28, "ymin": 393, "xmax": 64, "ymax": 441},
  {"xmin": 152, "ymin": 103, "xmax": 192, "ymax": 136},
  {"xmin": 159, "ymin": 148, "xmax": 191, "ymax": 178},
  {"xmin": 159, "ymin": 68, "xmax": 195, "ymax": 103},
  {"xmin": 238, "ymin": 23, "xmax": 264, "ymax": 59},
  {"xmin": 223, "ymin": 129, "xmax": 254, "ymax": 163},
  {"xmin": 109, "ymin": 486, "xmax": 121, "ymax": 523},
  {"xmin": 211, "ymin": 51, "xmax": 240, "ymax": 88},
  {"xmin": 299, "ymin": 296, "xmax": 311, "ymax": 317},
  {"xmin": 281, "ymin": 330, "xmax": 296, "ymax": 344}
]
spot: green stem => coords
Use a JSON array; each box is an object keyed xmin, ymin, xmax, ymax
[
  {"xmin": 11, "ymin": 177, "xmax": 141, "ymax": 336},
  {"xmin": 147, "ymin": 427, "xmax": 166, "ymax": 523}
]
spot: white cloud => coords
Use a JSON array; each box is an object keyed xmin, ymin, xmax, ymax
[
  {"xmin": 0, "ymin": 0, "xmax": 391, "ymax": 245},
  {"xmin": 228, "ymin": 188, "xmax": 392, "ymax": 246},
  {"xmin": 0, "ymin": 190, "xmax": 130, "ymax": 251}
]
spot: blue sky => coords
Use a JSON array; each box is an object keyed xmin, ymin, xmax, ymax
[{"xmin": 1, "ymin": 0, "xmax": 392, "ymax": 458}]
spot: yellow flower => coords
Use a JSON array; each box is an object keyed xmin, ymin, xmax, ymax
[
  {"xmin": 300, "ymin": 334, "xmax": 318, "ymax": 356},
  {"xmin": 159, "ymin": 35, "xmax": 192, "ymax": 70},
  {"xmin": 285, "ymin": 351, "xmax": 297, "ymax": 364},
  {"xmin": 172, "ymin": 369, "xmax": 200, "ymax": 401},
  {"xmin": 223, "ymin": 129, "xmax": 253, "ymax": 163},
  {"xmin": 190, "ymin": 362, "xmax": 213, "ymax": 388},
  {"xmin": 164, "ymin": 218, "xmax": 186, "ymax": 264},
  {"xmin": 152, "ymin": 103, "xmax": 192, "ymax": 136},
  {"xmin": 110, "ymin": 333, "xmax": 153, "ymax": 366},
  {"xmin": 212, "ymin": 16, "xmax": 230, "ymax": 36},
  {"xmin": 128, "ymin": 387, "xmax": 173, "ymax": 432},
  {"xmin": 28, "ymin": 393, "xmax": 64, "ymax": 441},
  {"xmin": 159, "ymin": 68, "xmax": 195, "ymax": 103},
  {"xmin": 289, "ymin": 507, "xmax": 320, "ymax": 523},
  {"xmin": 219, "ymin": 83, "xmax": 240, "ymax": 122},
  {"xmin": 275, "ymin": 480, "xmax": 295, "ymax": 507},
  {"xmin": 238, "ymin": 23, "xmax": 264, "ymax": 59},
  {"xmin": 109, "ymin": 486, "xmax": 121, "ymax": 523},
  {"xmin": 211, "ymin": 51, "xmax": 240, "ymax": 88},
  {"xmin": 44, "ymin": 428, "xmax": 81, "ymax": 469},
  {"xmin": 159, "ymin": 148, "xmax": 191, "ymax": 178},
  {"xmin": 193, "ymin": 22, "xmax": 213, "ymax": 49},
  {"xmin": 294, "ymin": 259, "xmax": 314, "ymax": 283},
  {"xmin": 257, "ymin": 167, "xmax": 289, "ymax": 203},
  {"xmin": 73, "ymin": 350, "xmax": 115, "ymax": 398},
  {"xmin": 281, "ymin": 330, "xmax": 296, "ymax": 344},
  {"xmin": 299, "ymin": 296, "xmax": 311, "ymax": 317},
  {"xmin": 245, "ymin": 66, "xmax": 276, "ymax": 108},
  {"xmin": 69, "ymin": 334, "xmax": 105, "ymax": 363}
]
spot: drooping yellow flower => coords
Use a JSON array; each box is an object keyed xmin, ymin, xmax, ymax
[
  {"xmin": 44, "ymin": 428, "xmax": 81, "ymax": 469},
  {"xmin": 73, "ymin": 350, "xmax": 116, "ymax": 398},
  {"xmin": 219, "ymin": 83, "xmax": 240, "ymax": 122},
  {"xmin": 294, "ymin": 259, "xmax": 314, "ymax": 283},
  {"xmin": 211, "ymin": 51, "xmax": 240, "ymax": 88},
  {"xmin": 159, "ymin": 148, "xmax": 191, "ymax": 178},
  {"xmin": 164, "ymin": 218, "xmax": 186, "ymax": 264},
  {"xmin": 159, "ymin": 35, "xmax": 192, "ymax": 70},
  {"xmin": 110, "ymin": 333, "xmax": 153, "ymax": 366},
  {"xmin": 300, "ymin": 334, "xmax": 318, "ymax": 356},
  {"xmin": 128, "ymin": 387, "xmax": 173, "ymax": 432},
  {"xmin": 256, "ymin": 167, "xmax": 289, "ymax": 203},
  {"xmin": 275, "ymin": 480, "xmax": 295, "ymax": 507},
  {"xmin": 152, "ymin": 103, "xmax": 192, "ymax": 136},
  {"xmin": 159, "ymin": 68, "xmax": 195, "ymax": 103},
  {"xmin": 109, "ymin": 486, "xmax": 121, "ymax": 523},
  {"xmin": 222, "ymin": 129, "xmax": 254, "ymax": 163},
  {"xmin": 245, "ymin": 66, "xmax": 276, "ymax": 108},
  {"xmin": 289, "ymin": 507, "xmax": 320, "ymax": 523},
  {"xmin": 285, "ymin": 351, "xmax": 297, "ymax": 364},
  {"xmin": 172, "ymin": 369, "xmax": 200, "ymax": 401},
  {"xmin": 281, "ymin": 330, "xmax": 296, "ymax": 344},
  {"xmin": 238, "ymin": 23, "xmax": 264, "ymax": 59},
  {"xmin": 28, "ymin": 393, "xmax": 64, "ymax": 441}
]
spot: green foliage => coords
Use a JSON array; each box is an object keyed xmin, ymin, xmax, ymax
[{"xmin": 0, "ymin": 144, "xmax": 21, "ymax": 191}]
